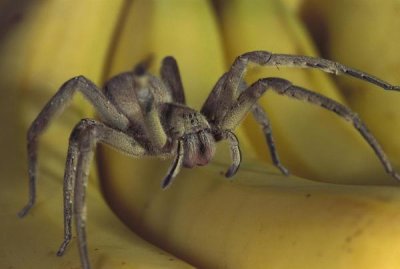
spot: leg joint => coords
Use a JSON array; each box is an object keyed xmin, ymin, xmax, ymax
[
  {"xmin": 239, "ymin": 51, "xmax": 273, "ymax": 65},
  {"xmin": 250, "ymin": 77, "xmax": 292, "ymax": 97},
  {"xmin": 69, "ymin": 119, "xmax": 100, "ymax": 151}
]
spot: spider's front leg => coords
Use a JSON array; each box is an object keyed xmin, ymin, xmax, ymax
[
  {"xmin": 225, "ymin": 51, "xmax": 400, "ymax": 96},
  {"xmin": 220, "ymin": 77, "xmax": 400, "ymax": 181},
  {"xmin": 205, "ymin": 50, "xmax": 400, "ymax": 178},
  {"xmin": 212, "ymin": 50, "xmax": 400, "ymax": 128},
  {"xmin": 19, "ymin": 76, "xmax": 129, "ymax": 218},
  {"xmin": 251, "ymin": 103, "xmax": 289, "ymax": 176},
  {"xmin": 56, "ymin": 119, "xmax": 146, "ymax": 269},
  {"xmin": 129, "ymin": 55, "xmax": 186, "ymax": 151},
  {"xmin": 202, "ymin": 73, "xmax": 289, "ymax": 176},
  {"xmin": 135, "ymin": 90, "xmax": 185, "ymax": 188}
]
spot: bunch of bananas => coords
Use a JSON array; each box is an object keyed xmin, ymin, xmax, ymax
[{"xmin": 1, "ymin": 0, "xmax": 400, "ymax": 268}]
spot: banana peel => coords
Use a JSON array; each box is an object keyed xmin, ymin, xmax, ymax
[
  {"xmin": 0, "ymin": 1, "xmax": 192, "ymax": 268},
  {"xmin": 3, "ymin": 0, "xmax": 400, "ymax": 269},
  {"xmin": 280, "ymin": 0, "xmax": 303, "ymax": 12},
  {"xmin": 103, "ymin": 155, "xmax": 400, "ymax": 269}
]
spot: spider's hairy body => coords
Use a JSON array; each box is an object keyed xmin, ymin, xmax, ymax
[
  {"xmin": 104, "ymin": 68, "xmax": 217, "ymax": 166},
  {"xmin": 163, "ymin": 104, "xmax": 216, "ymax": 168},
  {"xmin": 19, "ymin": 51, "xmax": 400, "ymax": 269}
]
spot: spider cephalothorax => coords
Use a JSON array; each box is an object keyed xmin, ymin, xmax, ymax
[
  {"xmin": 19, "ymin": 51, "xmax": 400, "ymax": 269},
  {"xmin": 162, "ymin": 103, "xmax": 217, "ymax": 168}
]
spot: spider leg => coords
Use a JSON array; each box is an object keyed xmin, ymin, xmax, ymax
[
  {"xmin": 18, "ymin": 76, "xmax": 129, "ymax": 218},
  {"xmin": 223, "ymin": 131, "xmax": 242, "ymax": 178},
  {"xmin": 161, "ymin": 139, "xmax": 184, "ymax": 189},
  {"xmin": 241, "ymin": 77, "xmax": 288, "ymax": 175},
  {"xmin": 135, "ymin": 81, "xmax": 168, "ymax": 150},
  {"xmin": 205, "ymin": 75, "xmax": 288, "ymax": 176},
  {"xmin": 266, "ymin": 52, "xmax": 400, "ymax": 91},
  {"xmin": 132, "ymin": 54, "xmax": 153, "ymax": 75},
  {"xmin": 252, "ymin": 104, "xmax": 289, "ymax": 176},
  {"xmin": 233, "ymin": 51, "xmax": 399, "ymax": 92},
  {"xmin": 200, "ymin": 72, "xmax": 228, "ymax": 122},
  {"xmin": 55, "ymin": 135, "xmax": 78, "ymax": 257},
  {"xmin": 213, "ymin": 50, "xmax": 400, "ymax": 124},
  {"xmin": 56, "ymin": 119, "xmax": 146, "ymax": 269},
  {"xmin": 221, "ymin": 77, "xmax": 400, "ymax": 181},
  {"xmin": 160, "ymin": 56, "xmax": 186, "ymax": 104}
]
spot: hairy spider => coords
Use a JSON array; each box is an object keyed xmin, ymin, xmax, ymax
[{"xmin": 19, "ymin": 51, "xmax": 400, "ymax": 269}]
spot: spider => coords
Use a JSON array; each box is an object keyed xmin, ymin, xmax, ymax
[{"xmin": 19, "ymin": 51, "xmax": 400, "ymax": 269}]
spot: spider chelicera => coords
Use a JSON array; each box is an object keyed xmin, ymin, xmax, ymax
[{"xmin": 19, "ymin": 51, "xmax": 400, "ymax": 269}]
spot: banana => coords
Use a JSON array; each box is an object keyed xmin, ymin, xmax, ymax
[
  {"xmin": 0, "ymin": 1, "xmax": 192, "ymax": 268},
  {"xmin": 214, "ymin": 0, "xmax": 399, "ymax": 184},
  {"xmin": 300, "ymin": 0, "xmax": 400, "ymax": 172},
  {"xmin": 100, "ymin": 0, "xmax": 400, "ymax": 269},
  {"xmin": 107, "ymin": 158, "xmax": 400, "ymax": 269},
  {"xmin": 280, "ymin": 0, "xmax": 304, "ymax": 12}
]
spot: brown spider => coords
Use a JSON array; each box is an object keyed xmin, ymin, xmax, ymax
[{"xmin": 19, "ymin": 51, "xmax": 400, "ymax": 269}]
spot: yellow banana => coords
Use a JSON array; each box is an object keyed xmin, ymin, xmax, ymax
[
  {"xmin": 4, "ymin": 0, "xmax": 400, "ymax": 269},
  {"xmin": 0, "ymin": 1, "xmax": 192, "ymax": 268},
  {"xmin": 108, "ymin": 158, "xmax": 400, "ymax": 269},
  {"xmin": 100, "ymin": 1, "xmax": 400, "ymax": 269},
  {"xmin": 215, "ymin": 0, "xmax": 399, "ymax": 184},
  {"xmin": 281, "ymin": 0, "xmax": 303, "ymax": 12},
  {"xmin": 300, "ymin": 0, "xmax": 400, "ymax": 170}
]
